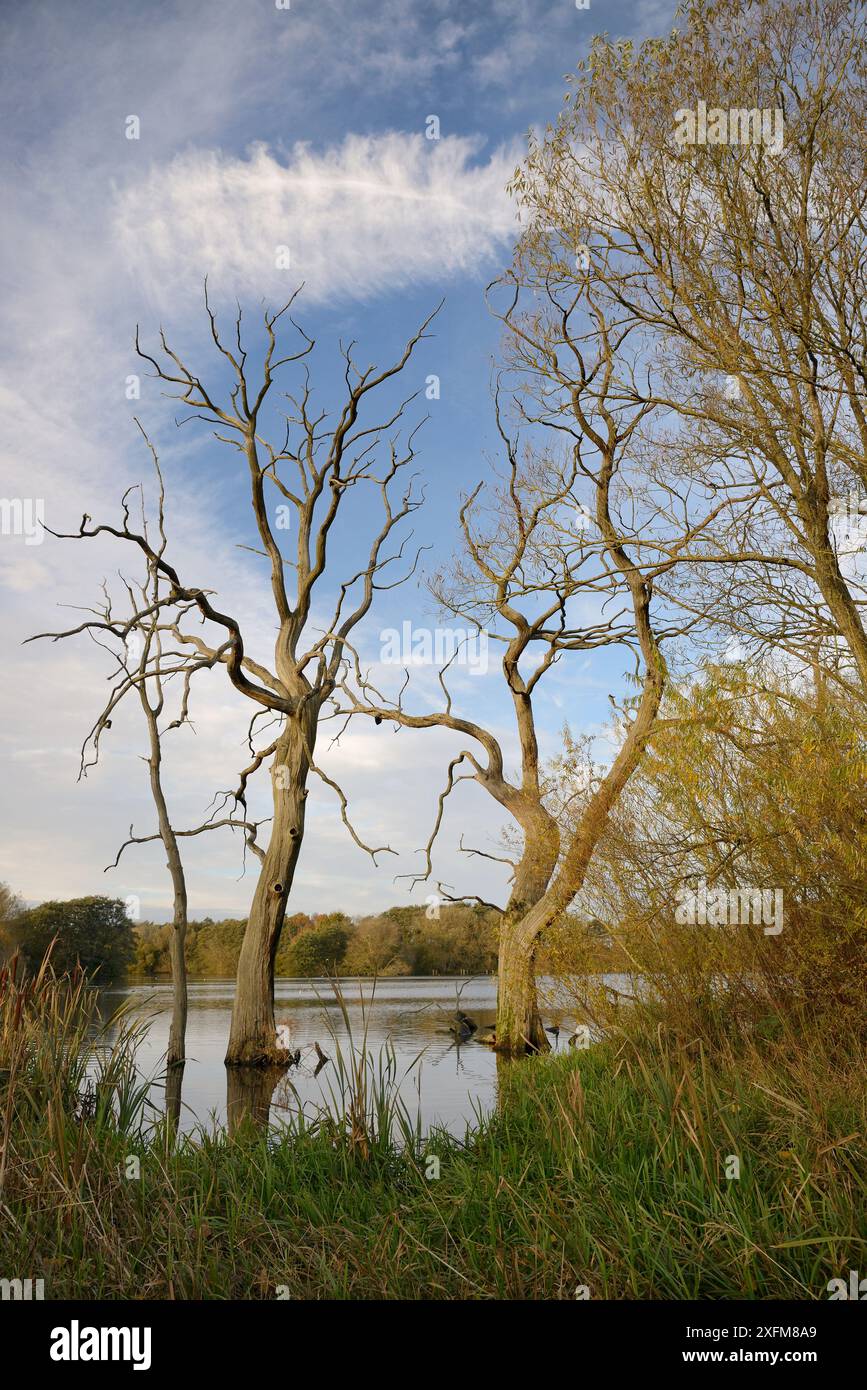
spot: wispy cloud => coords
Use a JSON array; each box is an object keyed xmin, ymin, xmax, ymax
[
  {"xmin": 114, "ymin": 133, "xmax": 519, "ymax": 308},
  {"xmin": 0, "ymin": 0, "xmax": 672, "ymax": 914}
]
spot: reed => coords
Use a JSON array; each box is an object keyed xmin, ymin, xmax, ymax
[{"xmin": 0, "ymin": 965, "xmax": 863, "ymax": 1300}]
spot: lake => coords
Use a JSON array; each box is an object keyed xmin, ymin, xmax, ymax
[{"xmin": 99, "ymin": 974, "xmax": 597, "ymax": 1137}]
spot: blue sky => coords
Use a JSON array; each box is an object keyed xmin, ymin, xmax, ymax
[{"xmin": 0, "ymin": 0, "xmax": 680, "ymax": 920}]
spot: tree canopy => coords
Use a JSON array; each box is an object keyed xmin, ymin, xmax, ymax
[{"xmin": 13, "ymin": 896, "xmax": 136, "ymax": 981}]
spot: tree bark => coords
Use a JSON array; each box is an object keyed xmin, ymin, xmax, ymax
[
  {"xmin": 142, "ymin": 695, "xmax": 188, "ymax": 1069},
  {"xmin": 810, "ymin": 532, "xmax": 867, "ymax": 695},
  {"xmin": 494, "ymin": 814, "xmax": 559, "ymax": 1055},
  {"xmin": 166, "ymin": 915, "xmax": 187, "ymax": 1068},
  {"xmin": 496, "ymin": 919, "xmax": 550, "ymax": 1053},
  {"xmin": 225, "ymin": 717, "xmax": 312, "ymax": 1066},
  {"xmin": 164, "ymin": 1060, "xmax": 184, "ymax": 1135},
  {"xmin": 495, "ymin": 600, "xmax": 666, "ymax": 1056}
]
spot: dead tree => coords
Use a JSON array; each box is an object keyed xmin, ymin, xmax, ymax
[
  {"xmin": 339, "ymin": 255, "xmax": 716, "ymax": 1053},
  {"xmin": 30, "ymin": 465, "xmax": 265, "ymax": 1071},
  {"xmin": 34, "ymin": 289, "xmax": 435, "ymax": 1065}
]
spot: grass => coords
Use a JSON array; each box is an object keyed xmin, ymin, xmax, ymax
[{"xmin": 1, "ymin": 959, "xmax": 864, "ymax": 1300}]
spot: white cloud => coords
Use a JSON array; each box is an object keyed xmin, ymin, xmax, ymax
[{"xmin": 114, "ymin": 134, "xmax": 519, "ymax": 307}]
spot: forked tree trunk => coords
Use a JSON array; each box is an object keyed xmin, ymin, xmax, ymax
[
  {"xmin": 496, "ymin": 637, "xmax": 666, "ymax": 1056},
  {"xmin": 225, "ymin": 717, "xmax": 312, "ymax": 1066}
]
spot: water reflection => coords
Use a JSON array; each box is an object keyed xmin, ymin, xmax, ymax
[
  {"xmin": 164, "ymin": 1063, "xmax": 184, "ymax": 1133},
  {"xmin": 98, "ymin": 975, "xmax": 609, "ymax": 1138},
  {"xmin": 226, "ymin": 1064, "xmax": 288, "ymax": 1134}
]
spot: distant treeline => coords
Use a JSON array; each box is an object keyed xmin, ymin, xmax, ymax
[
  {"xmin": 0, "ymin": 889, "xmax": 618, "ymax": 983},
  {"xmin": 134, "ymin": 903, "xmax": 501, "ymax": 978},
  {"xmin": 0, "ymin": 894, "xmax": 136, "ymax": 981}
]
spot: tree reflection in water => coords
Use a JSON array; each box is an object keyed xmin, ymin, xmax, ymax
[{"xmin": 226, "ymin": 1065, "xmax": 287, "ymax": 1134}]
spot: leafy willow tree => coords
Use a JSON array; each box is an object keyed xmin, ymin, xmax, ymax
[
  {"xmin": 513, "ymin": 0, "xmax": 867, "ymax": 699},
  {"xmin": 349, "ymin": 0, "xmax": 867, "ymax": 1053},
  {"xmin": 553, "ymin": 663, "xmax": 867, "ymax": 1036}
]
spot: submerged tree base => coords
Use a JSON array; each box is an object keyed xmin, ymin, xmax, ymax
[
  {"xmin": 225, "ymin": 1045, "xmax": 291, "ymax": 1068},
  {"xmin": 495, "ymin": 937, "xmax": 551, "ymax": 1057},
  {"xmin": 492, "ymin": 1041, "xmax": 548, "ymax": 1057}
]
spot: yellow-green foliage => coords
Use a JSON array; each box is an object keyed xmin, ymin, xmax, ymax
[{"xmin": 547, "ymin": 666, "xmax": 867, "ymax": 1040}]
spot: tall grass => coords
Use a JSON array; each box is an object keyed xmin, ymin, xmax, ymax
[
  {"xmin": 0, "ymin": 952, "xmax": 158, "ymax": 1292},
  {"xmin": 1, "ymin": 961, "xmax": 863, "ymax": 1299},
  {"xmin": 302, "ymin": 980, "xmax": 424, "ymax": 1156},
  {"xmin": 0, "ymin": 950, "xmax": 153, "ymax": 1163}
]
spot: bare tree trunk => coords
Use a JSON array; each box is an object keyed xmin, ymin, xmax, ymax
[
  {"xmin": 495, "ymin": 834, "xmax": 558, "ymax": 1055},
  {"xmin": 225, "ymin": 719, "xmax": 311, "ymax": 1066},
  {"xmin": 496, "ymin": 639, "xmax": 665, "ymax": 1055},
  {"xmin": 166, "ymin": 912, "xmax": 187, "ymax": 1068},
  {"xmin": 496, "ymin": 919, "xmax": 550, "ymax": 1054},
  {"xmin": 42, "ymin": 303, "xmax": 434, "ymax": 1074},
  {"xmin": 811, "ymin": 536, "xmax": 867, "ymax": 695},
  {"xmin": 164, "ymin": 1060, "xmax": 184, "ymax": 1134},
  {"xmin": 143, "ymin": 696, "xmax": 188, "ymax": 1068}
]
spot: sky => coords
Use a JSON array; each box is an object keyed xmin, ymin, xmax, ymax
[{"xmin": 0, "ymin": 0, "xmax": 680, "ymax": 921}]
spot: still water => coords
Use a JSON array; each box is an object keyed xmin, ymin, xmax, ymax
[{"xmin": 99, "ymin": 975, "xmax": 589, "ymax": 1137}]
